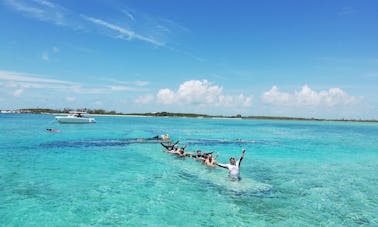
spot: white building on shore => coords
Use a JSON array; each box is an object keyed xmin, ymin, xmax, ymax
[{"xmin": 1, "ymin": 109, "xmax": 21, "ymax": 113}]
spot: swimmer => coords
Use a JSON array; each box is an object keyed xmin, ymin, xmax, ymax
[
  {"xmin": 191, "ymin": 150, "xmax": 205, "ymax": 161},
  {"xmin": 161, "ymin": 134, "xmax": 170, "ymax": 141},
  {"xmin": 136, "ymin": 135, "xmax": 165, "ymax": 143},
  {"xmin": 161, "ymin": 140, "xmax": 179, "ymax": 151},
  {"xmin": 177, "ymin": 146, "xmax": 190, "ymax": 157},
  {"xmin": 216, "ymin": 149, "xmax": 246, "ymax": 180},
  {"xmin": 46, "ymin": 128, "xmax": 60, "ymax": 132},
  {"xmin": 203, "ymin": 153, "xmax": 218, "ymax": 166},
  {"xmin": 164, "ymin": 144, "xmax": 179, "ymax": 154}
]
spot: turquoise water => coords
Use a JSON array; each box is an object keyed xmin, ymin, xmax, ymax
[{"xmin": 0, "ymin": 114, "xmax": 377, "ymax": 226}]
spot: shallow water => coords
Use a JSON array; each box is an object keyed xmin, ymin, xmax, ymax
[{"xmin": 0, "ymin": 114, "xmax": 377, "ymax": 225}]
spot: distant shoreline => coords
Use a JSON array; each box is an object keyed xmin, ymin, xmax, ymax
[{"xmin": 2, "ymin": 108, "xmax": 377, "ymax": 123}]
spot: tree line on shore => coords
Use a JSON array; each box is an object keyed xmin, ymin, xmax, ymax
[{"xmin": 8, "ymin": 108, "xmax": 378, "ymax": 123}]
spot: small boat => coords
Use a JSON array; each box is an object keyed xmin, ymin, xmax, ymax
[{"xmin": 55, "ymin": 112, "xmax": 96, "ymax": 124}]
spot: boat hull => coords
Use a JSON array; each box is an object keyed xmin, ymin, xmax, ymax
[{"xmin": 55, "ymin": 116, "xmax": 96, "ymax": 123}]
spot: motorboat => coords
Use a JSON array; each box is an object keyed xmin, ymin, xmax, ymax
[{"xmin": 55, "ymin": 112, "xmax": 96, "ymax": 123}]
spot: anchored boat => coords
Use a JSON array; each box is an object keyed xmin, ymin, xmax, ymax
[{"xmin": 55, "ymin": 112, "xmax": 96, "ymax": 124}]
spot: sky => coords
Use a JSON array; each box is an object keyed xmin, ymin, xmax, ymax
[{"xmin": 0, "ymin": 0, "xmax": 377, "ymax": 119}]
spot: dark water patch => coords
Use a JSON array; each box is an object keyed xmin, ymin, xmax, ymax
[
  {"xmin": 41, "ymin": 139, "xmax": 130, "ymax": 148},
  {"xmin": 40, "ymin": 137, "xmax": 279, "ymax": 149},
  {"xmin": 185, "ymin": 138, "xmax": 279, "ymax": 146},
  {"xmin": 40, "ymin": 138, "xmax": 163, "ymax": 149}
]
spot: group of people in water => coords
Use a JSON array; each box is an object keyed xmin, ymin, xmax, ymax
[{"xmin": 160, "ymin": 136, "xmax": 246, "ymax": 180}]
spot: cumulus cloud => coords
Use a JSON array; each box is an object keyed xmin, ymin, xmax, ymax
[
  {"xmin": 262, "ymin": 85, "xmax": 361, "ymax": 107},
  {"xmin": 156, "ymin": 80, "xmax": 253, "ymax": 107},
  {"xmin": 135, "ymin": 94, "xmax": 154, "ymax": 104}
]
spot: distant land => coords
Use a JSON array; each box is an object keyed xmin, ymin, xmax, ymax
[{"xmin": 1, "ymin": 108, "xmax": 377, "ymax": 123}]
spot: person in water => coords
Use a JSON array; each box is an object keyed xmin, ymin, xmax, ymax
[
  {"xmin": 216, "ymin": 149, "xmax": 246, "ymax": 180},
  {"xmin": 161, "ymin": 134, "xmax": 170, "ymax": 141},
  {"xmin": 191, "ymin": 150, "xmax": 205, "ymax": 161},
  {"xmin": 177, "ymin": 146, "xmax": 190, "ymax": 157},
  {"xmin": 164, "ymin": 144, "xmax": 179, "ymax": 154},
  {"xmin": 161, "ymin": 140, "xmax": 179, "ymax": 151},
  {"xmin": 191, "ymin": 150, "xmax": 214, "ymax": 158},
  {"xmin": 203, "ymin": 153, "xmax": 218, "ymax": 166},
  {"xmin": 136, "ymin": 135, "xmax": 167, "ymax": 143}
]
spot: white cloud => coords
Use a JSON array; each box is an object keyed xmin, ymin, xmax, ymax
[
  {"xmin": 66, "ymin": 96, "xmax": 76, "ymax": 102},
  {"xmin": 42, "ymin": 51, "xmax": 49, "ymax": 61},
  {"xmin": 107, "ymin": 78, "xmax": 150, "ymax": 87},
  {"xmin": 1, "ymin": 70, "xmax": 80, "ymax": 96},
  {"xmin": 262, "ymin": 86, "xmax": 290, "ymax": 105},
  {"xmin": 5, "ymin": 81, "xmax": 68, "ymax": 89},
  {"xmin": 339, "ymin": 7, "xmax": 355, "ymax": 16},
  {"xmin": 135, "ymin": 94, "xmax": 154, "ymax": 105},
  {"xmin": 52, "ymin": 46, "xmax": 59, "ymax": 53},
  {"xmin": 156, "ymin": 80, "xmax": 253, "ymax": 107},
  {"xmin": 134, "ymin": 80, "xmax": 150, "ymax": 86},
  {"xmin": 0, "ymin": 70, "xmax": 135, "ymax": 95},
  {"xmin": 0, "ymin": 70, "xmax": 73, "ymax": 84},
  {"xmin": 41, "ymin": 47, "xmax": 59, "ymax": 61},
  {"xmin": 5, "ymin": 0, "xmax": 199, "ymax": 59},
  {"xmin": 5, "ymin": 0, "xmax": 44, "ymax": 18},
  {"xmin": 82, "ymin": 15, "xmax": 164, "ymax": 46},
  {"xmin": 95, "ymin": 100, "xmax": 103, "ymax": 106},
  {"xmin": 33, "ymin": 0, "xmax": 55, "ymax": 8},
  {"xmin": 122, "ymin": 9, "xmax": 135, "ymax": 22},
  {"xmin": 109, "ymin": 85, "xmax": 133, "ymax": 91},
  {"xmin": 262, "ymin": 85, "xmax": 361, "ymax": 107},
  {"xmin": 157, "ymin": 88, "xmax": 176, "ymax": 105},
  {"xmin": 13, "ymin": 88, "xmax": 23, "ymax": 97},
  {"xmin": 69, "ymin": 85, "xmax": 106, "ymax": 94},
  {"xmin": 5, "ymin": 0, "xmax": 67, "ymax": 26}
]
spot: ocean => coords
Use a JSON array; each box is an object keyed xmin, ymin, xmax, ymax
[{"xmin": 0, "ymin": 114, "xmax": 377, "ymax": 226}]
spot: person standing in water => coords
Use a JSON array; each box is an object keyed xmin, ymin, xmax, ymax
[{"xmin": 216, "ymin": 149, "xmax": 246, "ymax": 180}]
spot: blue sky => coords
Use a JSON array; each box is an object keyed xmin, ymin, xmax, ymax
[{"xmin": 0, "ymin": 0, "xmax": 377, "ymax": 119}]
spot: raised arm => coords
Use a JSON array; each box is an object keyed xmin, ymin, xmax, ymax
[
  {"xmin": 238, "ymin": 149, "xmax": 246, "ymax": 167},
  {"xmin": 160, "ymin": 142, "xmax": 169, "ymax": 150},
  {"xmin": 216, "ymin": 162, "xmax": 228, "ymax": 169}
]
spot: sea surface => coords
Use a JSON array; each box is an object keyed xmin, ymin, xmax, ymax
[{"xmin": 0, "ymin": 114, "xmax": 377, "ymax": 226}]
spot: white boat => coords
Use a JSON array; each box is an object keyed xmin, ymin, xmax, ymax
[{"xmin": 55, "ymin": 112, "xmax": 96, "ymax": 123}]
